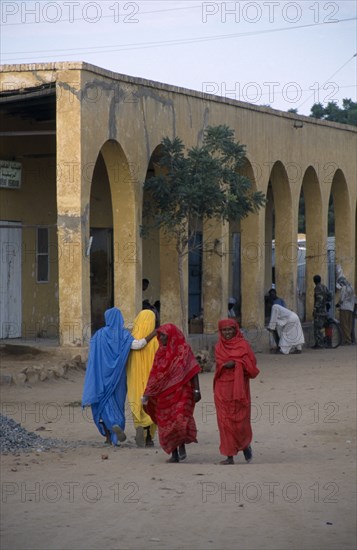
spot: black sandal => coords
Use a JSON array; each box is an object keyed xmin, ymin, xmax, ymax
[
  {"xmin": 243, "ymin": 446, "xmax": 253, "ymax": 462},
  {"xmin": 220, "ymin": 456, "xmax": 234, "ymax": 465},
  {"xmin": 178, "ymin": 444, "xmax": 187, "ymax": 460},
  {"xmin": 166, "ymin": 449, "xmax": 179, "ymax": 463},
  {"xmin": 145, "ymin": 427, "xmax": 154, "ymax": 447}
]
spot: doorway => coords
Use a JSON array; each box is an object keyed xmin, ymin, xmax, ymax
[
  {"xmin": 0, "ymin": 221, "xmax": 22, "ymax": 338},
  {"xmin": 90, "ymin": 228, "xmax": 114, "ymax": 334},
  {"xmin": 188, "ymin": 232, "xmax": 203, "ymax": 328}
]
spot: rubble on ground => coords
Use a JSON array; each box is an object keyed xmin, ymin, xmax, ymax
[{"xmin": 0, "ymin": 413, "xmax": 69, "ymax": 454}]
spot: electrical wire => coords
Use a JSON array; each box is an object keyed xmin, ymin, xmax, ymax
[
  {"xmin": 2, "ymin": 17, "xmax": 355, "ymax": 61},
  {"xmin": 297, "ymin": 53, "xmax": 357, "ymax": 110},
  {"xmin": 1, "ymin": 2, "xmax": 202, "ymax": 26}
]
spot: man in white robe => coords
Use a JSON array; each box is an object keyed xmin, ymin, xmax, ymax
[{"xmin": 268, "ymin": 304, "xmax": 305, "ymax": 354}]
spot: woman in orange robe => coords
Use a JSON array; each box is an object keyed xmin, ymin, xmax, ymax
[
  {"xmin": 143, "ymin": 324, "xmax": 201, "ymax": 463},
  {"xmin": 214, "ymin": 319, "xmax": 259, "ymax": 464}
]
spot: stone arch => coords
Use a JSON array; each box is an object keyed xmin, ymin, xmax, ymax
[
  {"xmin": 142, "ymin": 144, "xmax": 163, "ymax": 316},
  {"xmin": 268, "ymin": 161, "xmax": 295, "ymax": 309},
  {"xmin": 142, "ymin": 141, "xmax": 208, "ymax": 333},
  {"xmin": 239, "ymin": 157, "xmax": 265, "ymax": 328},
  {"xmin": 89, "ymin": 151, "xmax": 113, "ymax": 332},
  {"xmin": 330, "ymin": 169, "xmax": 353, "ymax": 280},
  {"xmin": 97, "ymin": 140, "xmax": 139, "ymax": 324},
  {"xmin": 300, "ymin": 166, "xmax": 324, "ymax": 321}
]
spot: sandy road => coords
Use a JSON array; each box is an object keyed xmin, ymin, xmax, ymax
[{"xmin": 0, "ymin": 345, "xmax": 356, "ymax": 550}]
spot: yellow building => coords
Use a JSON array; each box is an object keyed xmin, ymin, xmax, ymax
[{"xmin": 0, "ymin": 62, "xmax": 356, "ymax": 346}]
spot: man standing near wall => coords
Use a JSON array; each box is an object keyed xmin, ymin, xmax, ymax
[
  {"xmin": 312, "ymin": 275, "xmax": 332, "ymax": 349},
  {"xmin": 335, "ymin": 266, "xmax": 355, "ymax": 345}
]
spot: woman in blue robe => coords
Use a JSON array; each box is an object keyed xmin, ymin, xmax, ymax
[{"xmin": 82, "ymin": 307, "xmax": 156, "ymax": 445}]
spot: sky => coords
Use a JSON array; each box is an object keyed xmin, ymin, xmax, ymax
[{"xmin": 1, "ymin": 0, "xmax": 356, "ymax": 115}]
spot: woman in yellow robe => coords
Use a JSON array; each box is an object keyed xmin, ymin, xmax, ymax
[{"xmin": 127, "ymin": 309, "xmax": 159, "ymax": 447}]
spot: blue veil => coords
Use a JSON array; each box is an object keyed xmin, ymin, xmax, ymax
[{"xmin": 82, "ymin": 308, "xmax": 134, "ymax": 444}]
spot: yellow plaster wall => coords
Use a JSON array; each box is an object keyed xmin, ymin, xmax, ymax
[
  {"xmin": 0, "ymin": 106, "xmax": 58, "ymax": 337},
  {"xmin": 1, "ymin": 62, "xmax": 356, "ymax": 342}
]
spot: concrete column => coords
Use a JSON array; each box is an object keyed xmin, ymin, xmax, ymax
[
  {"xmin": 264, "ymin": 195, "xmax": 274, "ymax": 291},
  {"xmin": 271, "ymin": 164, "xmax": 296, "ymax": 311},
  {"xmin": 333, "ymin": 173, "xmax": 354, "ymax": 282},
  {"xmin": 159, "ymin": 230, "xmax": 186, "ymax": 331},
  {"xmin": 142, "ymin": 225, "xmax": 160, "ymax": 308},
  {"xmin": 241, "ymin": 210, "xmax": 266, "ymax": 331},
  {"xmin": 304, "ymin": 176, "xmax": 326, "ymax": 322},
  {"xmin": 202, "ymin": 219, "xmax": 230, "ymax": 334},
  {"xmin": 56, "ymin": 72, "xmax": 90, "ymax": 346},
  {"xmin": 102, "ymin": 143, "xmax": 142, "ymax": 328}
]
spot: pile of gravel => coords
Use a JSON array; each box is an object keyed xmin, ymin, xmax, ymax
[{"xmin": 0, "ymin": 413, "xmax": 69, "ymax": 455}]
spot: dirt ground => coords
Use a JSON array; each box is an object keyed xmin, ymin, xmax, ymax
[{"xmin": 0, "ymin": 345, "xmax": 356, "ymax": 550}]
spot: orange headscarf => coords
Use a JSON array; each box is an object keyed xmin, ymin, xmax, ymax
[
  {"xmin": 144, "ymin": 324, "xmax": 201, "ymax": 397},
  {"xmin": 214, "ymin": 319, "xmax": 259, "ymax": 403}
]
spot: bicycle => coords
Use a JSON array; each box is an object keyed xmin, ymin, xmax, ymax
[{"xmin": 323, "ymin": 317, "xmax": 342, "ymax": 349}]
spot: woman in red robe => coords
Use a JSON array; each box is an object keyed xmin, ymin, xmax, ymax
[
  {"xmin": 214, "ymin": 318, "xmax": 260, "ymax": 465},
  {"xmin": 142, "ymin": 324, "xmax": 201, "ymax": 463}
]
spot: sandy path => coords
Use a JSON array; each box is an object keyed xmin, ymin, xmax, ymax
[{"xmin": 1, "ymin": 346, "xmax": 356, "ymax": 550}]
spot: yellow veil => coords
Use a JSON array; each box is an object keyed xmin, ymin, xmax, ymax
[{"xmin": 126, "ymin": 309, "xmax": 159, "ymax": 434}]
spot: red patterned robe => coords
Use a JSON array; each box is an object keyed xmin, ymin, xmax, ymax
[
  {"xmin": 144, "ymin": 324, "xmax": 201, "ymax": 454},
  {"xmin": 214, "ymin": 319, "xmax": 260, "ymax": 457}
]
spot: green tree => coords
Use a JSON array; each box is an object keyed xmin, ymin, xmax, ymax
[
  {"xmin": 142, "ymin": 125, "xmax": 266, "ymax": 334},
  {"xmin": 310, "ymin": 98, "xmax": 357, "ymax": 126},
  {"xmin": 343, "ymin": 99, "xmax": 357, "ymax": 126},
  {"xmin": 310, "ymin": 102, "xmax": 325, "ymax": 119}
]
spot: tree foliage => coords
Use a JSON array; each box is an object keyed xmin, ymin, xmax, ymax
[
  {"xmin": 142, "ymin": 125, "xmax": 266, "ymax": 333},
  {"xmin": 143, "ymin": 125, "xmax": 265, "ymax": 251},
  {"xmin": 309, "ymin": 98, "xmax": 357, "ymax": 126}
]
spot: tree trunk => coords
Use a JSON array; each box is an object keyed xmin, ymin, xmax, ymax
[{"xmin": 178, "ymin": 250, "xmax": 188, "ymax": 338}]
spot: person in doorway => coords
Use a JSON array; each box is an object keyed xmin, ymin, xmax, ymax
[
  {"xmin": 312, "ymin": 275, "xmax": 332, "ymax": 349},
  {"xmin": 335, "ymin": 266, "xmax": 355, "ymax": 345},
  {"xmin": 142, "ymin": 278, "xmax": 151, "ymax": 308},
  {"xmin": 142, "ymin": 278, "xmax": 160, "ymax": 326},
  {"xmin": 142, "ymin": 278, "xmax": 153, "ymax": 307},
  {"xmin": 214, "ymin": 318, "xmax": 260, "ymax": 465},
  {"xmin": 82, "ymin": 307, "xmax": 157, "ymax": 446},
  {"xmin": 228, "ymin": 297, "xmax": 237, "ymax": 318},
  {"xmin": 265, "ymin": 288, "xmax": 286, "ymax": 349},
  {"xmin": 126, "ymin": 309, "xmax": 159, "ymax": 447},
  {"xmin": 268, "ymin": 288, "xmax": 286, "ymax": 308},
  {"xmin": 267, "ymin": 304, "xmax": 305, "ymax": 354},
  {"xmin": 142, "ymin": 324, "xmax": 201, "ymax": 463},
  {"xmin": 265, "ymin": 287, "xmax": 286, "ymax": 322}
]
